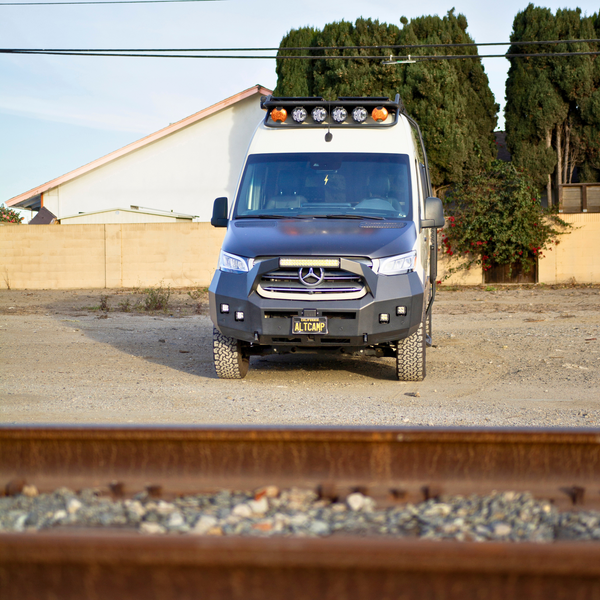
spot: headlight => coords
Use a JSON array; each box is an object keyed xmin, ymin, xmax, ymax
[
  {"xmin": 219, "ymin": 251, "xmax": 250, "ymax": 273},
  {"xmin": 375, "ymin": 251, "xmax": 417, "ymax": 276}
]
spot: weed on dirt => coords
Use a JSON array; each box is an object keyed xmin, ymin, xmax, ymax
[{"xmin": 142, "ymin": 284, "xmax": 171, "ymax": 312}]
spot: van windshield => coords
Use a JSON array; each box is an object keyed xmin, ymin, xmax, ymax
[{"xmin": 234, "ymin": 153, "xmax": 412, "ymax": 220}]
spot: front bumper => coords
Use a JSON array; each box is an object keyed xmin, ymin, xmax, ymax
[{"xmin": 209, "ymin": 261, "xmax": 425, "ymax": 347}]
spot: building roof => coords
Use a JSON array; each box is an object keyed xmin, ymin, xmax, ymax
[
  {"xmin": 7, "ymin": 84, "xmax": 272, "ymax": 209},
  {"xmin": 59, "ymin": 206, "xmax": 197, "ymax": 221},
  {"xmin": 29, "ymin": 206, "xmax": 57, "ymax": 224}
]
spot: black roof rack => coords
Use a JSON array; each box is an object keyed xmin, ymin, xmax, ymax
[
  {"xmin": 261, "ymin": 94, "xmax": 405, "ymax": 112},
  {"xmin": 260, "ymin": 94, "xmax": 406, "ymax": 129}
]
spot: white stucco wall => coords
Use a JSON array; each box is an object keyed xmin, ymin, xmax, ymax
[{"xmin": 42, "ymin": 96, "xmax": 263, "ymax": 222}]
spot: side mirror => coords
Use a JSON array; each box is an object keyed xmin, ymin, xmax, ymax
[
  {"xmin": 211, "ymin": 197, "xmax": 228, "ymax": 227},
  {"xmin": 422, "ymin": 197, "xmax": 445, "ymax": 228}
]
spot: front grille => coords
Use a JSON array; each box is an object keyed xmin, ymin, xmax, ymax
[{"xmin": 257, "ymin": 264, "xmax": 368, "ymax": 301}]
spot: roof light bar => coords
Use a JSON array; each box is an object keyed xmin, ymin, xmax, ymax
[{"xmin": 261, "ymin": 95, "xmax": 402, "ymax": 128}]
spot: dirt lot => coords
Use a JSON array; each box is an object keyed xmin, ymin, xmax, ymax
[{"xmin": 1, "ymin": 285, "xmax": 599, "ymax": 427}]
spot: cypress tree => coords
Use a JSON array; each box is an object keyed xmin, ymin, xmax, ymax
[
  {"xmin": 505, "ymin": 4, "xmax": 600, "ymax": 202},
  {"xmin": 397, "ymin": 10, "xmax": 498, "ymax": 192},
  {"xmin": 310, "ymin": 18, "xmax": 403, "ymax": 100},
  {"xmin": 578, "ymin": 11, "xmax": 600, "ymax": 182},
  {"xmin": 274, "ymin": 12, "xmax": 498, "ymax": 194},
  {"xmin": 274, "ymin": 26, "xmax": 319, "ymax": 97}
]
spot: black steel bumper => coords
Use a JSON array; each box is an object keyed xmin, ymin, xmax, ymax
[{"xmin": 209, "ymin": 263, "xmax": 425, "ymax": 347}]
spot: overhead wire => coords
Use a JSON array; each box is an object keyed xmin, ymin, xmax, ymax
[
  {"xmin": 1, "ymin": 39, "xmax": 599, "ymax": 51},
  {"xmin": 0, "ymin": 0, "xmax": 221, "ymax": 4},
  {"xmin": 1, "ymin": 49, "xmax": 599, "ymax": 60}
]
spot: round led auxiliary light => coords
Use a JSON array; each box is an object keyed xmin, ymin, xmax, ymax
[
  {"xmin": 331, "ymin": 106, "xmax": 348, "ymax": 123},
  {"xmin": 352, "ymin": 107, "xmax": 368, "ymax": 123},
  {"xmin": 292, "ymin": 107, "xmax": 308, "ymax": 123},
  {"xmin": 371, "ymin": 106, "xmax": 389, "ymax": 122},
  {"xmin": 311, "ymin": 107, "xmax": 328, "ymax": 123},
  {"xmin": 271, "ymin": 107, "xmax": 287, "ymax": 122}
]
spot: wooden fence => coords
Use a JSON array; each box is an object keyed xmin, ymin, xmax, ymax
[{"xmin": 559, "ymin": 183, "xmax": 600, "ymax": 213}]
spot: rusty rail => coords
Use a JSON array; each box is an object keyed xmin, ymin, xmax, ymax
[
  {"xmin": 2, "ymin": 426, "xmax": 600, "ymax": 599},
  {"xmin": 3, "ymin": 533, "xmax": 600, "ymax": 600},
  {"xmin": 2, "ymin": 425, "xmax": 600, "ymax": 507}
]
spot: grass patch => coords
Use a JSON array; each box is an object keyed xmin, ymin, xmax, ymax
[
  {"xmin": 142, "ymin": 283, "xmax": 171, "ymax": 312},
  {"xmin": 118, "ymin": 298, "xmax": 132, "ymax": 312},
  {"xmin": 187, "ymin": 287, "xmax": 207, "ymax": 300},
  {"xmin": 99, "ymin": 295, "xmax": 110, "ymax": 311}
]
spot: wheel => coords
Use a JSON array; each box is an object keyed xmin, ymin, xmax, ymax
[
  {"xmin": 396, "ymin": 319, "xmax": 426, "ymax": 381},
  {"xmin": 213, "ymin": 327, "xmax": 249, "ymax": 379}
]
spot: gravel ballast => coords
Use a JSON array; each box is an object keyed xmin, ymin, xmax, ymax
[{"xmin": 1, "ymin": 485, "xmax": 600, "ymax": 542}]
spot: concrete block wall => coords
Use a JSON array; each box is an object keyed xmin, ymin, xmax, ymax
[
  {"xmin": 0, "ymin": 215, "xmax": 598, "ymax": 290},
  {"xmin": 0, "ymin": 223, "xmax": 225, "ymax": 290},
  {"xmin": 538, "ymin": 213, "xmax": 600, "ymax": 284},
  {"xmin": 441, "ymin": 214, "xmax": 599, "ymax": 286},
  {"xmin": 0, "ymin": 224, "xmax": 107, "ymax": 289},
  {"xmin": 438, "ymin": 256, "xmax": 483, "ymax": 286}
]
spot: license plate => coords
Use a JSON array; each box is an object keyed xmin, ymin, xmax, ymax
[{"xmin": 291, "ymin": 317, "xmax": 328, "ymax": 335}]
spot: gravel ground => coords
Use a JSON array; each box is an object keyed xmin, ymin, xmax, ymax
[
  {"xmin": 2, "ymin": 484, "xmax": 600, "ymax": 542},
  {"xmin": 1, "ymin": 285, "xmax": 599, "ymax": 427}
]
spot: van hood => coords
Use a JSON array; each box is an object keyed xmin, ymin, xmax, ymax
[{"xmin": 222, "ymin": 218, "xmax": 417, "ymax": 259}]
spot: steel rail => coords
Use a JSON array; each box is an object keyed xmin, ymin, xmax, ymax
[
  {"xmin": 2, "ymin": 425, "xmax": 600, "ymax": 507},
  {"xmin": 2, "ymin": 533, "xmax": 600, "ymax": 600},
  {"xmin": 2, "ymin": 426, "xmax": 600, "ymax": 599}
]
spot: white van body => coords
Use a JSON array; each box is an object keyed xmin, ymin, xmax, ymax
[{"xmin": 209, "ymin": 95, "xmax": 444, "ymax": 380}]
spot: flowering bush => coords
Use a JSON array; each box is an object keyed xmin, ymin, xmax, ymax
[
  {"xmin": 440, "ymin": 161, "xmax": 570, "ymax": 278},
  {"xmin": 0, "ymin": 205, "xmax": 24, "ymax": 224}
]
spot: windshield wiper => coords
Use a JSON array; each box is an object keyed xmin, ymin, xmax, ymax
[{"xmin": 317, "ymin": 214, "xmax": 385, "ymax": 220}]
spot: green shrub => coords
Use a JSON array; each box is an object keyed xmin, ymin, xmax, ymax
[
  {"xmin": 0, "ymin": 205, "xmax": 24, "ymax": 224},
  {"xmin": 118, "ymin": 298, "xmax": 132, "ymax": 312},
  {"xmin": 99, "ymin": 295, "xmax": 109, "ymax": 312},
  {"xmin": 187, "ymin": 287, "xmax": 207, "ymax": 300},
  {"xmin": 142, "ymin": 284, "xmax": 171, "ymax": 311},
  {"xmin": 441, "ymin": 161, "xmax": 570, "ymax": 279}
]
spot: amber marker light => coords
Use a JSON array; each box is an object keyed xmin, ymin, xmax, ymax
[
  {"xmin": 271, "ymin": 107, "xmax": 288, "ymax": 122},
  {"xmin": 371, "ymin": 106, "xmax": 389, "ymax": 122}
]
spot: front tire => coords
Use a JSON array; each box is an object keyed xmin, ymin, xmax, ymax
[
  {"xmin": 396, "ymin": 319, "xmax": 426, "ymax": 381},
  {"xmin": 213, "ymin": 327, "xmax": 249, "ymax": 379}
]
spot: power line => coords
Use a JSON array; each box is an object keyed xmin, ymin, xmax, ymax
[
  {"xmin": 0, "ymin": 0, "xmax": 220, "ymax": 4},
  {"xmin": 1, "ymin": 49, "xmax": 599, "ymax": 60},
  {"xmin": 275, "ymin": 38, "xmax": 600, "ymax": 52},
  {"xmin": 1, "ymin": 39, "xmax": 598, "ymax": 51}
]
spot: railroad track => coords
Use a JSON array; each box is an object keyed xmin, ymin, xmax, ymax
[{"xmin": 1, "ymin": 425, "xmax": 600, "ymax": 599}]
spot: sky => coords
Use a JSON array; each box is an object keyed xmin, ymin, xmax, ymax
[{"xmin": 1, "ymin": 0, "xmax": 598, "ymax": 209}]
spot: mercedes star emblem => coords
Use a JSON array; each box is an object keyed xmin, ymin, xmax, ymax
[{"xmin": 299, "ymin": 267, "xmax": 325, "ymax": 287}]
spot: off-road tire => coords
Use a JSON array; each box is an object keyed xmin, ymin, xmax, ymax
[
  {"xmin": 425, "ymin": 311, "xmax": 432, "ymax": 347},
  {"xmin": 213, "ymin": 327, "xmax": 249, "ymax": 379},
  {"xmin": 396, "ymin": 319, "xmax": 426, "ymax": 381}
]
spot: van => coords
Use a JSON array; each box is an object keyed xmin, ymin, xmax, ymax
[{"xmin": 208, "ymin": 95, "xmax": 444, "ymax": 380}]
